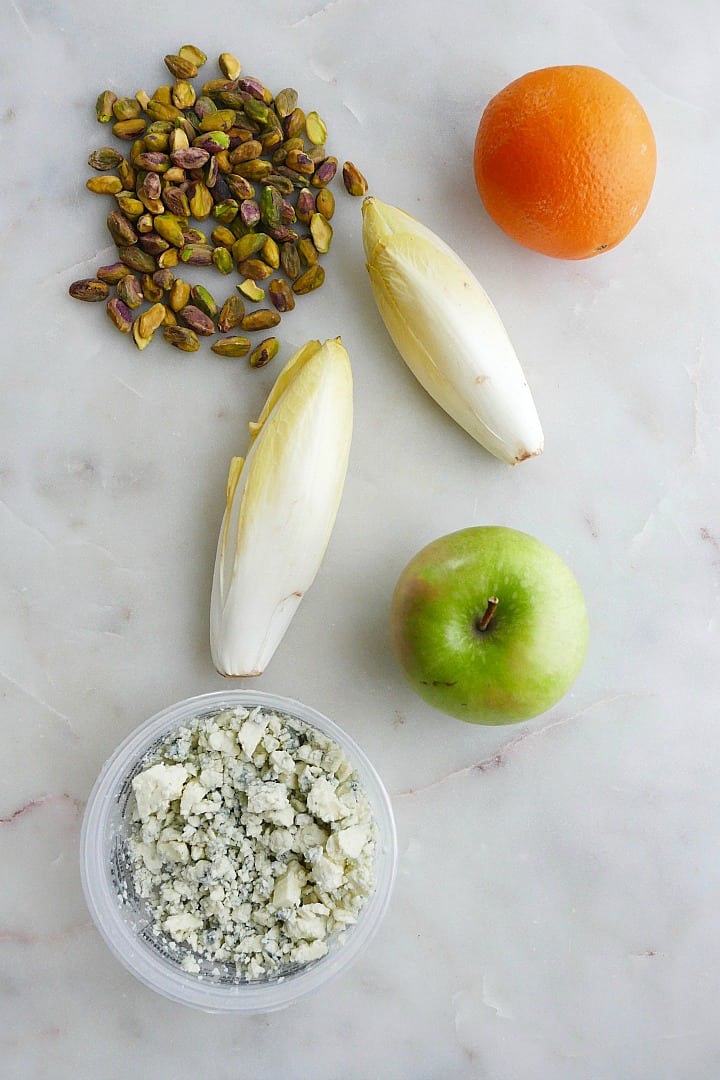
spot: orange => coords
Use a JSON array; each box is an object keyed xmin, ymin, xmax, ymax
[{"xmin": 473, "ymin": 65, "xmax": 656, "ymax": 259}]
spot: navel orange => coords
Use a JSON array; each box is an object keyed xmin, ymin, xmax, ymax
[{"xmin": 473, "ymin": 65, "xmax": 656, "ymax": 259}]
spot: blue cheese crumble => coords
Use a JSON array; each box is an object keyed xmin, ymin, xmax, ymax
[{"xmin": 127, "ymin": 706, "xmax": 376, "ymax": 981}]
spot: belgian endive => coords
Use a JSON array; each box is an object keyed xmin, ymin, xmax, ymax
[
  {"xmin": 362, "ymin": 197, "xmax": 543, "ymax": 465},
  {"xmin": 210, "ymin": 338, "xmax": 353, "ymax": 677}
]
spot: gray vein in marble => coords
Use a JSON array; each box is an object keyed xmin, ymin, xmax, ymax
[
  {"xmin": 395, "ymin": 693, "xmax": 644, "ymax": 799},
  {"xmin": 289, "ymin": 0, "xmax": 348, "ymax": 29},
  {"xmin": 0, "ymin": 672, "xmax": 79, "ymax": 737},
  {"xmin": 9, "ymin": 0, "xmax": 31, "ymax": 36},
  {"xmin": 0, "ymin": 793, "xmax": 84, "ymax": 826}
]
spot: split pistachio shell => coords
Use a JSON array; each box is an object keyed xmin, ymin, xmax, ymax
[
  {"xmin": 210, "ymin": 338, "xmax": 353, "ymax": 677},
  {"xmin": 362, "ymin": 197, "xmax": 544, "ymax": 465}
]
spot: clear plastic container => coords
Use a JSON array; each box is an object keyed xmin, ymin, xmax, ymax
[{"xmin": 80, "ymin": 690, "xmax": 397, "ymax": 1013}]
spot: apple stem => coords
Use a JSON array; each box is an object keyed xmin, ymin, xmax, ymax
[{"xmin": 475, "ymin": 596, "xmax": 499, "ymax": 633}]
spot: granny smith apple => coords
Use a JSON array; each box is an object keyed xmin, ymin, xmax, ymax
[{"xmin": 390, "ymin": 526, "xmax": 589, "ymax": 724}]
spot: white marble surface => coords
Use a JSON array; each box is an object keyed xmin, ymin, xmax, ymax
[{"xmin": 2, "ymin": 0, "xmax": 719, "ymax": 1076}]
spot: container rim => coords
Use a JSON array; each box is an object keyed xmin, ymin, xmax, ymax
[{"xmin": 80, "ymin": 689, "xmax": 398, "ymax": 1013}]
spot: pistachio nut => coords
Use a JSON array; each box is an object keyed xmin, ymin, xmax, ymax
[
  {"xmin": 136, "ymin": 212, "xmax": 155, "ymax": 234},
  {"xmin": 199, "ymin": 109, "xmax": 236, "ymax": 133},
  {"xmin": 217, "ymin": 294, "xmax": 245, "ymax": 332},
  {"xmin": 215, "ymin": 149, "xmax": 233, "ymax": 174},
  {"xmin": 311, "ymin": 156, "xmax": 338, "ymax": 188},
  {"xmin": 106, "ymin": 297, "xmax": 133, "ymax": 332},
  {"xmin": 194, "ymin": 95, "xmax": 218, "ymax": 120},
  {"xmin": 310, "ymin": 212, "xmax": 333, "ymax": 254},
  {"xmin": 178, "ymin": 45, "xmax": 208, "ymax": 67},
  {"xmin": 146, "ymin": 100, "xmax": 183, "ymax": 123},
  {"xmin": 264, "ymin": 173, "xmax": 295, "ymax": 196},
  {"xmin": 280, "ymin": 242, "xmax": 301, "ymax": 281},
  {"xmin": 237, "ymin": 258, "xmax": 274, "ymax": 281},
  {"xmin": 260, "ymin": 184, "xmax": 283, "ymax": 229},
  {"xmin": 228, "ymin": 139, "xmax": 263, "ymax": 164},
  {"xmin": 163, "ymin": 324, "xmax": 200, "ymax": 352},
  {"xmin": 193, "ymin": 130, "xmax": 230, "ymax": 154},
  {"xmin": 342, "ymin": 160, "xmax": 368, "ymax": 196},
  {"xmin": 164, "ymin": 54, "xmax": 198, "ymax": 80},
  {"xmin": 182, "ymin": 227, "xmax": 208, "ymax": 245},
  {"xmin": 97, "ymin": 261, "xmax": 132, "ymax": 285},
  {"xmin": 218, "ymin": 52, "xmax": 242, "ymax": 80},
  {"xmin": 131, "ymin": 318, "xmax": 153, "ymax": 351},
  {"xmin": 135, "ymin": 90, "xmax": 151, "ymax": 111},
  {"xmin": 296, "ymin": 236, "xmax": 318, "ymax": 266},
  {"xmin": 117, "ymin": 274, "xmax": 144, "ymax": 309},
  {"xmin": 274, "ymin": 88, "xmax": 298, "ymax": 119},
  {"xmin": 69, "ymin": 278, "xmax": 110, "ymax": 302},
  {"xmin": 264, "ymin": 225, "xmax": 299, "ymax": 243},
  {"xmin": 88, "ymin": 147, "xmax": 124, "ymax": 171},
  {"xmin": 261, "ymin": 235, "xmax": 280, "ymax": 269},
  {"xmin": 305, "ymin": 111, "xmax": 328, "ymax": 146},
  {"xmin": 231, "ymin": 232, "xmax": 267, "ymax": 262},
  {"xmin": 117, "ymin": 159, "xmax": 136, "ymax": 189},
  {"xmin": 280, "ymin": 198, "xmax": 297, "ymax": 225},
  {"xmin": 178, "ymin": 304, "xmax": 216, "ymax": 335},
  {"xmin": 153, "ymin": 214, "xmax": 186, "ymax": 247},
  {"xmin": 239, "ymin": 199, "xmax": 261, "ymax": 228},
  {"xmin": 163, "ymin": 186, "xmax": 191, "ymax": 218},
  {"xmin": 139, "ymin": 170, "xmax": 162, "ymax": 202},
  {"xmin": 107, "ymin": 209, "xmax": 138, "ymax": 247},
  {"xmin": 139, "ymin": 231, "xmax": 170, "ymax": 256},
  {"xmin": 248, "ymin": 336, "xmax": 280, "ymax": 368},
  {"xmin": 225, "ymin": 174, "xmax": 255, "ymax": 200},
  {"xmin": 86, "ymin": 175, "xmax": 123, "ymax": 195},
  {"xmin": 162, "ymin": 306, "xmax": 177, "ymax": 326},
  {"xmin": 118, "ymin": 246, "xmax": 157, "ymax": 273},
  {"xmin": 210, "ymin": 336, "xmax": 252, "ymax": 358},
  {"xmin": 315, "ymin": 188, "xmax": 335, "ymax": 220},
  {"xmin": 141, "ymin": 274, "xmax": 165, "ymax": 302},
  {"xmin": 179, "ymin": 243, "xmax": 214, "ymax": 266},
  {"xmin": 168, "ymin": 278, "xmax": 191, "ymax": 312},
  {"xmin": 237, "ymin": 279, "xmax": 265, "ymax": 302},
  {"xmin": 285, "ymin": 148, "xmax": 315, "ymax": 176},
  {"xmin": 292, "ymin": 264, "xmax": 325, "ymax": 294},
  {"xmin": 96, "ymin": 90, "xmax": 117, "ymax": 123},
  {"xmin": 282, "ymin": 107, "xmax": 306, "ymax": 139},
  {"xmin": 268, "ymin": 279, "xmax": 295, "ymax": 313},
  {"xmin": 295, "ymin": 188, "xmax": 316, "ymax": 225},
  {"xmin": 231, "ymin": 159, "xmax": 273, "ymax": 181},
  {"xmin": 153, "ymin": 268, "xmax": 175, "ymax": 291},
  {"xmin": 190, "ymin": 284, "xmax": 218, "ymax": 319},
  {"xmin": 259, "ymin": 129, "xmax": 284, "ymax": 153},
  {"xmin": 135, "ymin": 151, "xmax": 170, "ymax": 173},
  {"xmin": 212, "ymin": 198, "xmax": 240, "ymax": 223},
  {"xmin": 189, "ymin": 181, "xmax": 214, "ymax": 220},
  {"xmin": 152, "ymin": 85, "xmax": 173, "ymax": 106},
  {"xmin": 211, "ymin": 245, "xmax": 232, "ymax": 274},
  {"xmin": 172, "ymin": 80, "xmax": 196, "ymax": 110},
  {"xmin": 137, "ymin": 303, "xmax": 168, "ymax": 339},
  {"xmin": 157, "ymin": 248, "xmax": 179, "ymax": 268},
  {"xmin": 238, "ymin": 76, "xmax": 272, "ymax": 104},
  {"xmin": 113, "ymin": 118, "xmax": 147, "ymax": 141},
  {"xmin": 115, "ymin": 194, "xmax": 145, "ymax": 218},
  {"xmin": 211, "ymin": 225, "xmax": 237, "ymax": 248},
  {"xmin": 112, "ymin": 96, "xmax": 142, "ymax": 122},
  {"xmin": 241, "ymin": 309, "xmax": 281, "ymax": 332}
]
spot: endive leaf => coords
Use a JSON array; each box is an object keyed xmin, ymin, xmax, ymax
[
  {"xmin": 363, "ymin": 197, "xmax": 543, "ymax": 465},
  {"xmin": 210, "ymin": 338, "xmax": 353, "ymax": 677}
]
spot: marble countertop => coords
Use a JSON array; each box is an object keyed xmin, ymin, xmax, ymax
[{"xmin": 2, "ymin": 1, "xmax": 719, "ymax": 1076}]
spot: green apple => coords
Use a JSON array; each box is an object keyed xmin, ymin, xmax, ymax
[{"xmin": 390, "ymin": 526, "xmax": 589, "ymax": 724}]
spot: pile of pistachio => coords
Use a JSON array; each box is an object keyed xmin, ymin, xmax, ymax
[{"xmin": 69, "ymin": 46, "xmax": 368, "ymax": 364}]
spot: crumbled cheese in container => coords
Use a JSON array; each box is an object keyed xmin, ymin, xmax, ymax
[{"xmin": 127, "ymin": 706, "xmax": 377, "ymax": 982}]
